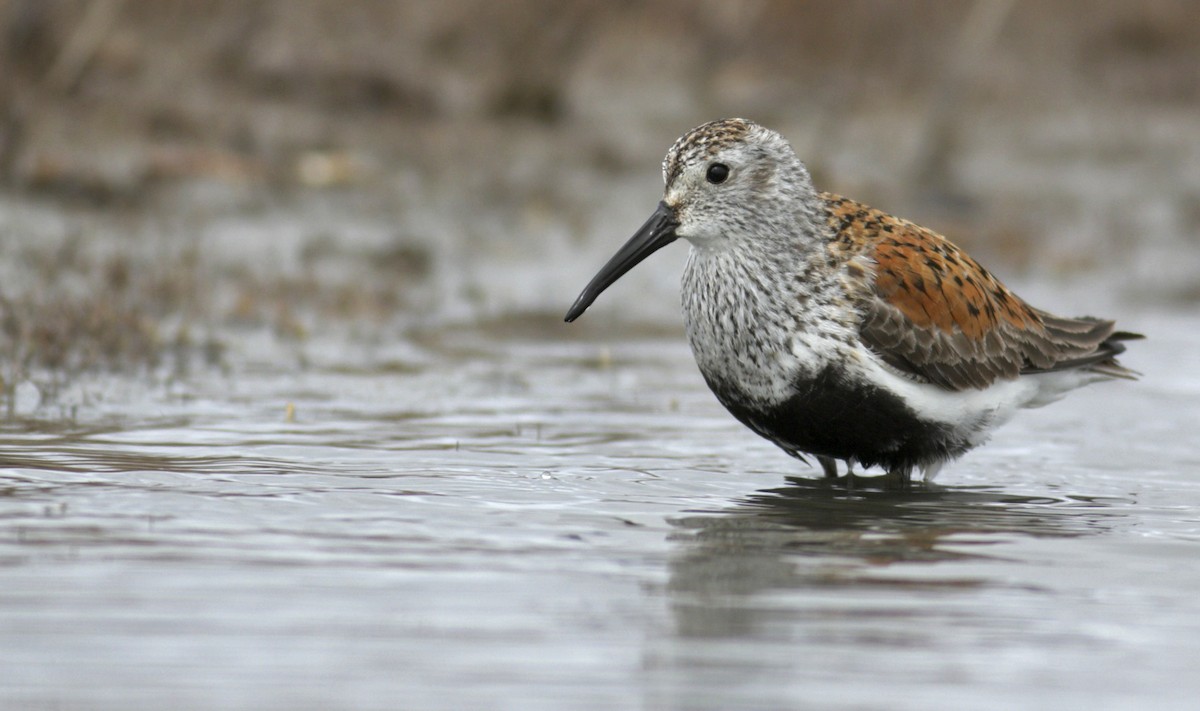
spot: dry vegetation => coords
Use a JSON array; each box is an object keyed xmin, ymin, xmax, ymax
[{"xmin": 0, "ymin": 0, "xmax": 1196, "ymax": 389}]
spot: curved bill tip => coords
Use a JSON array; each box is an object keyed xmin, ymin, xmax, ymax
[{"xmin": 564, "ymin": 201, "xmax": 678, "ymax": 323}]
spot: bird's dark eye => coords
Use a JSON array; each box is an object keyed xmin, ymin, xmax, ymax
[{"xmin": 706, "ymin": 163, "xmax": 730, "ymax": 184}]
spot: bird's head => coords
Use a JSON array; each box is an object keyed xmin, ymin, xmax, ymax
[{"xmin": 565, "ymin": 118, "xmax": 816, "ymax": 322}]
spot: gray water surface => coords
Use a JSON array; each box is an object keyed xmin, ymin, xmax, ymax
[{"xmin": 2, "ymin": 309, "xmax": 1198, "ymax": 711}]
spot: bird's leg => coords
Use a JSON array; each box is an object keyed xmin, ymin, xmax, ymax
[
  {"xmin": 817, "ymin": 455, "xmax": 838, "ymax": 479},
  {"xmin": 844, "ymin": 459, "xmax": 856, "ymax": 490}
]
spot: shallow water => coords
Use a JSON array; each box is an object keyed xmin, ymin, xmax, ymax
[{"xmin": 1, "ymin": 309, "xmax": 1199, "ymax": 711}]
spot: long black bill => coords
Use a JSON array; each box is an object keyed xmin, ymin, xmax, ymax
[{"xmin": 564, "ymin": 201, "xmax": 679, "ymax": 322}]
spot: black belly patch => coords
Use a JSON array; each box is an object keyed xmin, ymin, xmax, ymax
[{"xmin": 706, "ymin": 366, "xmax": 976, "ymax": 473}]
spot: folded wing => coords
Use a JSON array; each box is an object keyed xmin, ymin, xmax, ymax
[{"xmin": 822, "ymin": 194, "xmax": 1138, "ymax": 391}]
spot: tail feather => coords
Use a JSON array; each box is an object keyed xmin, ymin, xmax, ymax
[
  {"xmin": 1022, "ymin": 326, "xmax": 1143, "ymax": 379},
  {"xmin": 1035, "ymin": 312, "xmax": 1114, "ymax": 350}
]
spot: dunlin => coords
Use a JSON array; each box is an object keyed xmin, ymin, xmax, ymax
[{"xmin": 565, "ymin": 118, "xmax": 1141, "ymax": 484}]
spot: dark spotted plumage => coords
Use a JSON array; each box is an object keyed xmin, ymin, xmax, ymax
[
  {"xmin": 663, "ymin": 118, "xmax": 755, "ymax": 187},
  {"xmin": 566, "ymin": 119, "xmax": 1142, "ymax": 484},
  {"xmin": 822, "ymin": 194, "xmax": 1139, "ymax": 391}
]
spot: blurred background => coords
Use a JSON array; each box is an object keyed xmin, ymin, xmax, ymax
[
  {"xmin": 1, "ymin": 0, "xmax": 1197, "ymax": 374},
  {"xmin": 3, "ymin": 6, "xmax": 1199, "ymax": 708}
]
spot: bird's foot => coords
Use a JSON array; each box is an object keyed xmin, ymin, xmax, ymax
[{"xmin": 882, "ymin": 467, "xmax": 914, "ymax": 490}]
